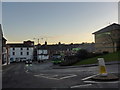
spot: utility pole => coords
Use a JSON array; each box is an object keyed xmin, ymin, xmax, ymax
[
  {"xmin": 33, "ymin": 38, "xmax": 40, "ymax": 45},
  {"xmin": 38, "ymin": 39, "xmax": 39, "ymax": 44}
]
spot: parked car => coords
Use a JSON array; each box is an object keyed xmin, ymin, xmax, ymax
[
  {"xmin": 15, "ymin": 58, "xmax": 20, "ymax": 62},
  {"xmin": 51, "ymin": 59, "xmax": 62, "ymax": 65},
  {"xmin": 51, "ymin": 54, "xmax": 63, "ymax": 65}
]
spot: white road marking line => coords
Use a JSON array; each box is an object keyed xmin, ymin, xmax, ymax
[
  {"xmin": 34, "ymin": 74, "xmax": 60, "ymax": 80},
  {"xmin": 84, "ymin": 80, "xmax": 120, "ymax": 84},
  {"xmin": 34, "ymin": 75, "xmax": 39, "ymax": 76},
  {"xmin": 34, "ymin": 74, "xmax": 77, "ymax": 80},
  {"xmin": 25, "ymin": 70, "xmax": 29, "ymax": 73},
  {"xmin": 82, "ymin": 74, "xmax": 99, "ymax": 81},
  {"xmin": 59, "ymin": 75, "xmax": 77, "ymax": 80},
  {"xmin": 34, "ymin": 74, "xmax": 59, "ymax": 80},
  {"xmin": 41, "ymin": 76, "xmax": 60, "ymax": 80},
  {"xmin": 70, "ymin": 84, "xmax": 92, "ymax": 88}
]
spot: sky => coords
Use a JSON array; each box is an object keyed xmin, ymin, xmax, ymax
[
  {"xmin": 2, "ymin": 2, "xmax": 118, "ymax": 45},
  {"xmin": 2, "ymin": 0, "xmax": 120, "ymax": 2}
]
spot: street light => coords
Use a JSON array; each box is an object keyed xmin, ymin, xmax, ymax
[{"xmin": 33, "ymin": 38, "xmax": 40, "ymax": 45}]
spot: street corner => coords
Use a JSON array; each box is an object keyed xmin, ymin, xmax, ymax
[
  {"xmin": 91, "ymin": 73, "xmax": 119, "ymax": 81},
  {"xmin": 81, "ymin": 73, "xmax": 120, "ymax": 84}
]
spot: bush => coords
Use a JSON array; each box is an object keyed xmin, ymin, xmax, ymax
[
  {"xmin": 102, "ymin": 51, "xmax": 109, "ymax": 54},
  {"xmin": 60, "ymin": 55, "xmax": 78, "ymax": 66},
  {"xmin": 76, "ymin": 49, "xmax": 89, "ymax": 59}
]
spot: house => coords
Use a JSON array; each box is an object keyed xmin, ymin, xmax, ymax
[
  {"xmin": 0, "ymin": 24, "xmax": 10, "ymax": 65},
  {"xmin": 92, "ymin": 23, "xmax": 120, "ymax": 53},
  {"xmin": 2, "ymin": 37, "xmax": 9, "ymax": 65},
  {"xmin": 0, "ymin": 24, "xmax": 2, "ymax": 65},
  {"xmin": 37, "ymin": 42, "xmax": 95, "ymax": 60},
  {"xmin": 46, "ymin": 43, "xmax": 69, "ymax": 59},
  {"xmin": 36, "ymin": 44, "xmax": 49, "ymax": 62},
  {"xmin": 7, "ymin": 40, "xmax": 34, "ymax": 62}
]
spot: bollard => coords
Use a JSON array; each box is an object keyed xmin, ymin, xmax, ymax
[{"xmin": 98, "ymin": 58, "xmax": 108, "ymax": 76}]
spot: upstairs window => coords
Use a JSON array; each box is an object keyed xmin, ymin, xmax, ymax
[
  {"xmin": 13, "ymin": 48, "xmax": 15, "ymax": 50},
  {"xmin": 27, "ymin": 52, "xmax": 29, "ymax": 55},
  {"xmin": 21, "ymin": 52, "xmax": 23, "ymax": 55},
  {"xmin": 13, "ymin": 52, "xmax": 15, "ymax": 55},
  {"xmin": 27, "ymin": 47, "xmax": 29, "ymax": 50},
  {"xmin": 21, "ymin": 48, "xmax": 23, "ymax": 50}
]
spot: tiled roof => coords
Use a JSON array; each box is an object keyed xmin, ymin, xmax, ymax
[
  {"xmin": 92, "ymin": 23, "xmax": 120, "ymax": 34},
  {"xmin": 7, "ymin": 43, "xmax": 34, "ymax": 47},
  {"xmin": 2, "ymin": 37, "xmax": 7, "ymax": 41}
]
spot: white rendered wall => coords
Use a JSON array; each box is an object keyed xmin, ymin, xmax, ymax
[
  {"xmin": 37, "ymin": 50, "xmax": 49, "ymax": 60},
  {"xmin": 38, "ymin": 55, "xmax": 49, "ymax": 60},
  {"xmin": 9, "ymin": 47, "xmax": 34, "ymax": 61},
  {"xmin": 37, "ymin": 50, "xmax": 47, "ymax": 54}
]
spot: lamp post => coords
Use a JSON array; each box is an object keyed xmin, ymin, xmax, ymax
[{"xmin": 33, "ymin": 38, "xmax": 40, "ymax": 45}]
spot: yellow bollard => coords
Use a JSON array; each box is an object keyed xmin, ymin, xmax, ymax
[{"xmin": 98, "ymin": 58, "xmax": 108, "ymax": 76}]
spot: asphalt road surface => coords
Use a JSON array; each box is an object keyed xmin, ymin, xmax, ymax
[{"xmin": 2, "ymin": 61, "xmax": 120, "ymax": 89}]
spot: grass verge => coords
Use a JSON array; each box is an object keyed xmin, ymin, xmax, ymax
[{"xmin": 73, "ymin": 51, "xmax": 120, "ymax": 66}]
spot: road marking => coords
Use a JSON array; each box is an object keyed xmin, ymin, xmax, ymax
[
  {"xmin": 25, "ymin": 70, "xmax": 29, "ymax": 73},
  {"xmin": 70, "ymin": 84, "xmax": 92, "ymax": 88},
  {"xmin": 34, "ymin": 74, "xmax": 77, "ymax": 80},
  {"xmin": 82, "ymin": 74, "xmax": 99, "ymax": 81},
  {"xmin": 41, "ymin": 76, "xmax": 60, "ymax": 80},
  {"xmin": 34, "ymin": 74, "xmax": 60, "ymax": 80},
  {"xmin": 59, "ymin": 75, "xmax": 77, "ymax": 80},
  {"xmin": 84, "ymin": 80, "xmax": 120, "ymax": 84}
]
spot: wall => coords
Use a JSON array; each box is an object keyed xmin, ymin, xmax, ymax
[
  {"xmin": 95, "ymin": 29, "xmax": 120, "ymax": 53},
  {"xmin": 37, "ymin": 50, "xmax": 47, "ymax": 54},
  {"xmin": 37, "ymin": 49, "xmax": 49, "ymax": 60},
  {"xmin": 0, "ymin": 25, "xmax": 2, "ymax": 65},
  {"xmin": 9, "ymin": 47, "xmax": 34, "ymax": 62}
]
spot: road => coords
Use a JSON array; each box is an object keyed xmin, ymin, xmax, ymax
[{"xmin": 2, "ymin": 61, "xmax": 120, "ymax": 89}]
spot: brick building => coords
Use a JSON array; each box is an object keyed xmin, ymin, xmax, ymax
[{"xmin": 93, "ymin": 23, "xmax": 120, "ymax": 53}]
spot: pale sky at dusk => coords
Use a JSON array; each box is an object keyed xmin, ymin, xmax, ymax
[{"xmin": 2, "ymin": 1, "xmax": 118, "ymax": 45}]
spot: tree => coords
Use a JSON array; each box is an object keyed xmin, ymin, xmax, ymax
[{"xmin": 76, "ymin": 49, "xmax": 89, "ymax": 59}]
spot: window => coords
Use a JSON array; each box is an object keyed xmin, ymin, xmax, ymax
[
  {"xmin": 21, "ymin": 52, "xmax": 23, "ymax": 55},
  {"xmin": 13, "ymin": 52, "xmax": 15, "ymax": 55},
  {"xmin": 27, "ymin": 52, "xmax": 29, "ymax": 55},
  {"xmin": 27, "ymin": 47, "xmax": 29, "ymax": 50},
  {"xmin": 13, "ymin": 48, "xmax": 15, "ymax": 50},
  {"xmin": 21, "ymin": 48, "xmax": 23, "ymax": 50}
]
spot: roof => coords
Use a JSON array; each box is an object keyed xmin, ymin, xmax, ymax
[
  {"xmin": 2, "ymin": 37, "xmax": 7, "ymax": 41},
  {"xmin": 36, "ymin": 43, "xmax": 94, "ymax": 50},
  {"xmin": 92, "ymin": 23, "xmax": 120, "ymax": 34},
  {"xmin": 7, "ymin": 43, "xmax": 34, "ymax": 47}
]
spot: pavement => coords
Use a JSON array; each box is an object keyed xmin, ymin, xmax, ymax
[{"xmin": 51, "ymin": 61, "xmax": 120, "ymax": 69}]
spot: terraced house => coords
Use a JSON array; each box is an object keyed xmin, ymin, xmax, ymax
[
  {"xmin": 93, "ymin": 23, "xmax": 120, "ymax": 53},
  {"xmin": 7, "ymin": 40, "xmax": 34, "ymax": 62}
]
